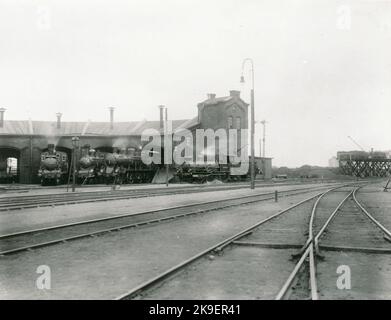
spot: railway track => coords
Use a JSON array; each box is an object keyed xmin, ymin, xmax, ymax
[
  {"xmin": 114, "ymin": 184, "xmax": 360, "ymax": 300},
  {"xmin": 276, "ymin": 185, "xmax": 391, "ymax": 300},
  {"xmin": 0, "ymin": 181, "xmax": 342, "ymax": 211},
  {"xmin": 113, "ymin": 181, "xmax": 391, "ymax": 300},
  {"xmin": 0, "ymin": 183, "xmax": 346, "ymax": 256}
]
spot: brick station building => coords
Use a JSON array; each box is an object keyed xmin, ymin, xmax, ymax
[{"xmin": 0, "ymin": 90, "xmax": 271, "ymax": 184}]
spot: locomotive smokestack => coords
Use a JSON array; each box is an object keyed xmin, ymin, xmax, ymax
[
  {"xmin": 109, "ymin": 107, "xmax": 115, "ymax": 130},
  {"xmin": 158, "ymin": 105, "xmax": 165, "ymax": 130},
  {"xmin": 56, "ymin": 112, "xmax": 62, "ymax": 129},
  {"xmin": 0, "ymin": 107, "xmax": 6, "ymax": 128},
  {"xmin": 48, "ymin": 144, "xmax": 55, "ymax": 154}
]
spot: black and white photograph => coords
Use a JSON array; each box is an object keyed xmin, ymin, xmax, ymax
[{"xmin": 0, "ymin": 0, "xmax": 391, "ymax": 307}]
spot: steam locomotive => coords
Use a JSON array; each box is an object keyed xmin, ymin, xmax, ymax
[
  {"xmin": 174, "ymin": 153, "xmax": 256, "ymax": 183},
  {"xmin": 76, "ymin": 145, "xmax": 158, "ymax": 184},
  {"xmin": 38, "ymin": 144, "xmax": 69, "ymax": 186}
]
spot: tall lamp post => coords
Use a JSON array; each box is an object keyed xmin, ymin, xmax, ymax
[
  {"xmin": 260, "ymin": 120, "xmax": 267, "ymax": 158},
  {"xmin": 240, "ymin": 58, "xmax": 255, "ymax": 189},
  {"xmin": 71, "ymin": 136, "xmax": 80, "ymax": 192},
  {"xmin": 165, "ymin": 107, "xmax": 169, "ymax": 187}
]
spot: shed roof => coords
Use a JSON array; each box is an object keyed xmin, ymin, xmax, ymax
[{"xmin": 0, "ymin": 117, "xmax": 199, "ymax": 136}]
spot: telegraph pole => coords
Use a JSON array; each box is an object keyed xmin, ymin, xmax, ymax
[{"xmin": 165, "ymin": 107, "xmax": 169, "ymax": 187}]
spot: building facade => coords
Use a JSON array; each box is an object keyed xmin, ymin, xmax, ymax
[{"xmin": 0, "ymin": 90, "xmax": 272, "ymax": 184}]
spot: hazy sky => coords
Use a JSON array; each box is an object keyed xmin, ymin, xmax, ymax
[{"xmin": 0, "ymin": 0, "xmax": 390, "ymax": 167}]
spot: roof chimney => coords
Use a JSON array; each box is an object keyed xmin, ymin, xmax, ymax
[
  {"xmin": 158, "ymin": 105, "xmax": 165, "ymax": 130},
  {"xmin": 207, "ymin": 93, "xmax": 216, "ymax": 100},
  {"xmin": 56, "ymin": 112, "xmax": 62, "ymax": 129},
  {"xmin": 0, "ymin": 108, "xmax": 5, "ymax": 128},
  {"xmin": 229, "ymin": 90, "xmax": 240, "ymax": 98},
  {"xmin": 109, "ymin": 107, "xmax": 115, "ymax": 130}
]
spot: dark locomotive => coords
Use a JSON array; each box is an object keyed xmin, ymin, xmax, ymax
[
  {"xmin": 76, "ymin": 145, "xmax": 158, "ymax": 184},
  {"xmin": 174, "ymin": 161, "xmax": 253, "ymax": 183},
  {"xmin": 37, "ymin": 144, "xmax": 69, "ymax": 185}
]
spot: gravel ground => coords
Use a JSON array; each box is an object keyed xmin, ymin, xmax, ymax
[
  {"xmin": 0, "ymin": 183, "xmax": 335, "ymax": 235},
  {"xmin": 234, "ymin": 200, "xmax": 316, "ymax": 246},
  {"xmin": 0, "ymin": 190, "xmax": 323, "ymax": 299},
  {"xmin": 317, "ymin": 251, "xmax": 391, "ymax": 299},
  {"xmin": 355, "ymin": 182, "xmax": 391, "ymax": 231},
  {"xmin": 141, "ymin": 246, "xmax": 297, "ymax": 300}
]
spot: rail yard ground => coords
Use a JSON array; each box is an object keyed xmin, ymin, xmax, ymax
[{"xmin": 0, "ymin": 179, "xmax": 389, "ymax": 300}]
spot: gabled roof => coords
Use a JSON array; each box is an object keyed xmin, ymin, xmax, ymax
[{"xmin": 0, "ymin": 117, "xmax": 200, "ymax": 136}]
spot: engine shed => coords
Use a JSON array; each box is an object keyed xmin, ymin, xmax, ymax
[{"xmin": 0, "ymin": 90, "xmax": 263, "ymax": 184}]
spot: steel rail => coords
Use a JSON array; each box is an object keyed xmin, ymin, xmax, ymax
[
  {"xmin": 313, "ymin": 190, "xmax": 354, "ymax": 253},
  {"xmin": 0, "ymin": 186, "xmax": 339, "ymax": 256},
  {"xmin": 275, "ymin": 186, "xmax": 356, "ymax": 300},
  {"xmin": 353, "ymin": 187, "xmax": 391, "ymax": 238},
  {"xmin": 0, "ymin": 184, "xmax": 336, "ymax": 240},
  {"xmin": 0, "ymin": 180, "xmax": 323, "ymax": 202},
  {"xmin": 0, "ymin": 182, "xmax": 341, "ymax": 211},
  {"xmin": 115, "ymin": 186, "xmax": 347, "ymax": 300}
]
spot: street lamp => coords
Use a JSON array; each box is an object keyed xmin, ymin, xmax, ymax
[
  {"xmin": 240, "ymin": 58, "xmax": 255, "ymax": 189},
  {"xmin": 71, "ymin": 136, "xmax": 80, "ymax": 192}
]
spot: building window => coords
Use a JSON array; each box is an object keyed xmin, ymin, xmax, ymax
[
  {"xmin": 186, "ymin": 136, "xmax": 192, "ymax": 146},
  {"xmin": 227, "ymin": 116, "xmax": 233, "ymax": 129},
  {"xmin": 236, "ymin": 117, "xmax": 241, "ymax": 129}
]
